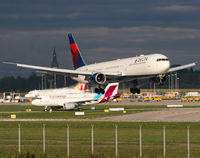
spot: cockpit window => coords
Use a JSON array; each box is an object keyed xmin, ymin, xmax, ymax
[{"xmin": 156, "ymin": 58, "xmax": 169, "ymax": 62}]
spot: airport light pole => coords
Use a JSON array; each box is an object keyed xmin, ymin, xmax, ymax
[
  {"xmin": 171, "ymin": 74, "xmax": 174, "ymax": 92},
  {"xmin": 122, "ymin": 82, "xmax": 125, "ymax": 95},
  {"xmin": 64, "ymin": 75, "xmax": 67, "ymax": 87},
  {"xmin": 54, "ymin": 74, "xmax": 57, "ymax": 88},
  {"xmin": 177, "ymin": 77, "xmax": 179, "ymax": 90},
  {"xmin": 41, "ymin": 75, "xmax": 44, "ymax": 90},
  {"xmin": 153, "ymin": 83, "xmax": 156, "ymax": 93},
  {"xmin": 168, "ymin": 75, "xmax": 171, "ymax": 92},
  {"xmin": 150, "ymin": 81, "xmax": 152, "ymax": 90},
  {"xmin": 44, "ymin": 75, "xmax": 47, "ymax": 89},
  {"xmin": 175, "ymin": 73, "xmax": 177, "ymax": 91}
]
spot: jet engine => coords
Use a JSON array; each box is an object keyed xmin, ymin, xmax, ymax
[
  {"xmin": 63, "ymin": 103, "xmax": 76, "ymax": 110},
  {"xmin": 150, "ymin": 75, "xmax": 166, "ymax": 84},
  {"xmin": 90, "ymin": 73, "xmax": 106, "ymax": 84}
]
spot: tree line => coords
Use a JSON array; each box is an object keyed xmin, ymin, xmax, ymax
[{"xmin": 0, "ymin": 70, "xmax": 199, "ymax": 93}]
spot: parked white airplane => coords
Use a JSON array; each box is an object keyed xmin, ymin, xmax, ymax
[
  {"xmin": 25, "ymin": 82, "xmax": 88, "ymax": 98},
  {"xmin": 26, "ymin": 82, "xmax": 120, "ymax": 110},
  {"xmin": 4, "ymin": 34, "xmax": 196, "ymax": 94}
]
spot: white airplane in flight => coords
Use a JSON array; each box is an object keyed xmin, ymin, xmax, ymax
[
  {"xmin": 26, "ymin": 82, "xmax": 120, "ymax": 110},
  {"xmin": 4, "ymin": 34, "xmax": 196, "ymax": 94}
]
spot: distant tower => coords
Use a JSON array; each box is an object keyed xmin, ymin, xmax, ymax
[
  {"xmin": 51, "ymin": 48, "xmax": 59, "ymax": 68},
  {"xmin": 51, "ymin": 48, "xmax": 59, "ymax": 88}
]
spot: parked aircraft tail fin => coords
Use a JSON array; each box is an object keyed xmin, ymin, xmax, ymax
[
  {"xmin": 99, "ymin": 82, "xmax": 119, "ymax": 103},
  {"xmin": 68, "ymin": 33, "xmax": 86, "ymax": 70},
  {"xmin": 75, "ymin": 82, "xmax": 87, "ymax": 91}
]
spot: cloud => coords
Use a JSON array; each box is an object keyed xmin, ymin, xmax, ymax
[
  {"xmin": 1, "ymin": 26, "xmax": 200, "ymax": 66},
  {"xmin": 157, "ymin": 5, "xmax": 200, "ymax": 12},
  {"xmin": 0, "ymin": 0, "xmax": 200, "ymax": 77}
]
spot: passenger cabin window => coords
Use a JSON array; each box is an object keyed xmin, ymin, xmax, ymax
[{"xmin": 156, "ymin": 58, "xmax": 169, "ymax": 62}]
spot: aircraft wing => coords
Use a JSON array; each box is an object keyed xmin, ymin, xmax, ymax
[
  {"xmin": 3, "ymin": 62, "xmax": 121, "ymax": 77},
  {"xmin": 167, "ymin": 62, "xmax": 197, "ymax": 73},
  {"xmin": 70, "ymin": 98, "xmax": 99, "ymax": 105}
]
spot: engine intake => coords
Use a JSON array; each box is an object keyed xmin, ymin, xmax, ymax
[{"xmin": 90, "ymin": 73, "xmax": 106, "ymax": 84}]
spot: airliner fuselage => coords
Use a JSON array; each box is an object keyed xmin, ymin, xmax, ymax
[{"xmin": 74, "ymin": 54, "xmax": 170, "ymax": 83}]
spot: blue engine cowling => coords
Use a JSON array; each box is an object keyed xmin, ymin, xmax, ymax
[{"xmin": 90, "ymin": 73, "xmax": 106, "ymax": 84}]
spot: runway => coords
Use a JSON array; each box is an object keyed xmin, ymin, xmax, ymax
[
  {"xmin": 1, "ymin": 108, "xmax": 200, "ymax": 122},
  {"xmin": 94, "ymin": 108, "xmax": 200, "ymax": 122}
]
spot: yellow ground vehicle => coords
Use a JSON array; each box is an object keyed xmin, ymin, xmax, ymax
[
  {"xmin": 144, "ymin": 97, "xmax": 152, "ymax": 102},
  {"xmin": 188, "ymin": 98, "xmax": 193, "ymax": 102},
  {"xmin": 153, "ymin": 97, "xmax": 162, "ymax": 101},
  {"xmin": 116, "ymin": 98, "xmax": 122, "ymax": 102},
  {"xmin": 181, "ymin": 98, "xmax": 187, "ymax": 102}
]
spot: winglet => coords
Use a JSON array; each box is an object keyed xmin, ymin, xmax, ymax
[
  {"xmin": 99, "ymin": 82, "xmax": 119, "ymax": 103},
  {"xmin": 68, "ymin": 33, "xmax": 86, "ymax": 70},
  {"xmin": 3, "ymin": 62, "xmax": 17, "ymax": 65}
]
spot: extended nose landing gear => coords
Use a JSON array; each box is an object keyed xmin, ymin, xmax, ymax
[
  {"xmin": 130, "ymin": 88, "xmax": 140, "ymax": 94},
  {"xmin": 44, "ymin": 106, "xmax": 48, "ymax": 112}
]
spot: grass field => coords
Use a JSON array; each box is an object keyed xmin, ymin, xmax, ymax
[
  {"xmin": 1, "ymin": 104, "xmax": 200, "ymax": 157},
  {"xmin": 0, "ymin": 104, "xmax": 166, "ymax": 119},
  {"xmin": 0, "ymin": 104, "xmax": 200, "ymax": 120},
  {"xmin": 1, "ymin": 121, "xmax": 200, "ymax": 157}
]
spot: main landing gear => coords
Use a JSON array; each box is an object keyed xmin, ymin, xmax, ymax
[
  {"xmin": 130, "ymin": 88, "xmax": 140, "ymax": 94},
  {"xmin": 95, "ymin": 88, "xmax": 105, "ymax": 94},
  {"xmin": 130, "ymin": 80, "xmax": 140, "ymax": 94}
]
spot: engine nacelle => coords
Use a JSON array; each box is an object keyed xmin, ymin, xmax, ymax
[
  {"xmin": 150, "ymin": 75, "xmax": 166, "ymax": 84},
  {"xmin": 90, "ymin": 73, "xmax": 106, "ymax": 84},
  {"xmin": 63, "ymin": 103, "xmax": 76, "ymax": 110}
]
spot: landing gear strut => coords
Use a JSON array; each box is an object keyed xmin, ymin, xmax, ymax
[
  {"xmin": 130, "ymin": 80, "xmax": 140, "ymax": 94},
  {"xmin": 44, "ymin": 106, "xmax": 48, "ymax": 112}
]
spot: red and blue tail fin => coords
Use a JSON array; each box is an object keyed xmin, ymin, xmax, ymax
[{"xmin": 68, "ymin": 33, "xmax": 86, "ymax": 70}]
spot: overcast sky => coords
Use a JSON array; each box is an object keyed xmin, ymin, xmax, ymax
[{"xmin": 0, "ymin": 0, "xmax": 200, "ymax": 77}]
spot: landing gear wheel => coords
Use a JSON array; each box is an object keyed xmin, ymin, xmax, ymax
[
  {"xmin": 94, "ymin": 88, "xmax": 105, "ymax": 94},
  {"xmin": 130, "ymin": 88, "xmax": 140, "ymax": 94},
  {"xmin": 95, "ymin": 88, "xmax": 99, "ymax": 94},
  {"xmin": 99, "ymin": 88, "xmax": 105, "ymax": 94}
]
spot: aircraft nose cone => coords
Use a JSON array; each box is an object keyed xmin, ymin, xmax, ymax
[
  {"xmin": 25, "ymin": 94, "xmax": 30, "ymax": 98},
  {"xmin": 158, "ymin": 60, "xmax": 170, "ymax": 73},
  {"xmin": 31, "ymin": 99, "xmax": 40, "ymax": 105},
  {"xmin": 165, "ymin": 61, "xmax": 170, "ymax": 72}
]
